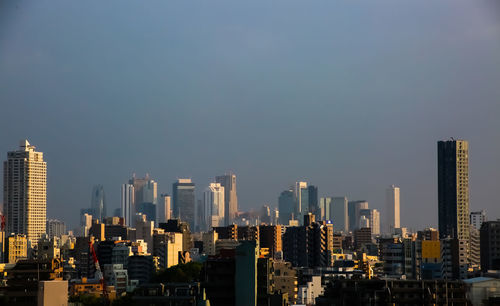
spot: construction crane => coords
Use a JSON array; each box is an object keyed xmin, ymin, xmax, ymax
[{"xmin": 89, "ymin": 240, "xmax": 108, "ymax": 299}]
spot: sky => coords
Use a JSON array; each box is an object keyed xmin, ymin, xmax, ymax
[{"xmin": 1, "ymin": 0, "xmax": 499, "ymax": 230}]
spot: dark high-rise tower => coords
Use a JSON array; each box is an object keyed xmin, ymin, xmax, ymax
[
  {"xmin": 307, "ymin": 185, "xmax": 318, "ymax": 215},
  {"xmin": 172, "ymin": 179, "xmax": 195, "ymax": 230},
  {"xmin": 438, "ymin": 139, "xmax": 470, "ymax": 240}
]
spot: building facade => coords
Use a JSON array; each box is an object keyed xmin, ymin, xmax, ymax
[
  {"xmin": 437, "ymin": 139, "xmax": 470, "ymax": 240},
  {"xmin": 480, "ymin": 220, "xmax": 500, "ymax": 271},
  {"xmin": 3, "ymin": 140, "xmax": 47, "ymax": 244}
]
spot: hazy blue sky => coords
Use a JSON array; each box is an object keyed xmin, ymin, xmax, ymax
[{"xmin": 1, "ymin": 0, "xmax": 499, "ymax": 230}]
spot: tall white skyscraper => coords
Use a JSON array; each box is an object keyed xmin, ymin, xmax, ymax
[
  {"xmin": 3, "ymin": 140, "xmax": 47, "ymax": 244},
  {"xmin": 294, "ymin": 181, "xmax": 308, "ymax": 223},
  {"xmin": 203, "ymin": 183, "xmax": 225, "ymax": 229},
  {"xmin": 386, "ymin": 185, "xmax": 400, "ymax": 234},
  {"xmin": 121, "ymin": 183, "xmax": 135, "ymax": 226}
]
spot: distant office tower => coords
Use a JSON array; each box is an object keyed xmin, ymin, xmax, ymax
[
  {"xmin": 172, "ymin": 179, "xmax": 195, "ymax": 230},
  {"xmin": 332, "ymin": 197, "xmax": 349, "ymax": 232},
  {"xmin": 307, "ymin": 185, "xmax": 318, "ymax": 215},
  {"xmin": 319, "ymin": 197, "xmax": 330, "ymax": 221},
  {"xmin": 121, "ymin": 184, "xmax": 134, "ymax": 226},
  {"xmin": 360, "ymin": 208, "xmax": 380, "ymax": 235},
  {"xmin": 128, "ymin": 175, "xmax": 157, "ymax": 222},
  {"xmin": 278, "ymin": 189, "xmax": 294, "ymax": 224},
  {"xmin": 158, "ymin": 194, "xmax": 171, "ymax": 224},
  {"xmin": 129, "ymin": 174, "xmax": 158, "ymax": 206},
  {"xmin": 480, "ymin": 220, "xmax": 500, "ymax": 271},
  {"xmin": 386, "ymin": 185, "xmax": 400, "ymax": 234},
  {"xmin": 204, "ymin": 183, "xmax": 225, "ymax": 229},
  {"xmin": 438, "ymin": 140, "xmax": 470, "ymax": 240},
  {"xmin": 91, "ymin": 184, "xmax": 107, "ymax": 222},
  {"xmin": 470, "ymin": 210, "xmax": 486, "ymax": 230},
  {"xmin": 215, "ymin": 173, "xmax": 238, "ymax": 226},
  {"xmin": 46, "ymin": 219, "xmax": 66, "ymax": 238},
  {"xmin": 3, "ymin": 140, "xmax": 47, "ymax": 244},
  {"xmin": 319, "ymin": 197, "xmax": 349, "ymax": 232},
  {"xmin": 294, "ymin": 182, "xmax": 308, "ymax": 222},
  {"xmin": 348, "ymin": 201, "xmax": 369, "ymax": 231}
]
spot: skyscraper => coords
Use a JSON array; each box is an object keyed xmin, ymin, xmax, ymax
[
  {"xmin": 294, "ymin": 181, "xmax": 308, "ymax": 223},
  {"xmin": 121, "ymin": 183, "xmax": 134, "ymax": 226},
  {"xmin": 172, "ymin": 179, "xmax": 195, "ymax": 230},
  {"xmin": 348, "ymin": 201, "xmax": 368, "ymax": 231},
  {"xmin": 203, "ymin": 183, "xmax": 225, "ymax": 229},
  {"xmin": 307, "ymin": 185, "xmax": 318, "ymax": 215},
  {"xmin": 438, "ymin": 139, "xmax": 470, "ymax": 240},
  {"xmin": 215, "ymin": 173, "xmax": 238, "ymax": 226},
  {"xmin": 385, "ymin": 185, "xmax": 400, "ymax": 234},
  {"xmin": 332, "ymin": 197, "xmax": 349, "ymax": 233},
  {"xmin": 3, "ymin": 140, "xmax": 46, "ymax": 244},
  {"xmin": 278, "ymin": 188, "xmax": 294, "ymax": 225},
  {"xmin": 129, "ymin": 174, "xmax": 158, "ymax": 206},
  {"xmin": 158, "ymin": 194, "xmax": 171, "ymax": 224},
  {"xmin": 360, "ymin": 208, "xmax": 381, "ymax": 235},
  {"xmin": 91, "ymin": 184, "xmax": 107, "ymax": 222}
]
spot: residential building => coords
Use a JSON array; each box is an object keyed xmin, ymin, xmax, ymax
[
  {"xmin": 297, "ymin": 275, "xmax": 323, "ymax": 305},
  {"xmin": 152, "ymin": 232, "xmax": 183, "ymax": 268},
  {"xmin": 3, "ymin": 140, "xmax": 47, "ymax": 244},
  {"xmin": 441, "ymin": 237, "xmax": 467, "ymax": 279},
  {"xmin": 202, "ymin": 230, "xmax": 218, "ymax": 256},
  {"xmin": 480, "ymin": 220, "xmax": 500, "ymax": 271},
  {"xmin": 273, "ymin": 261, "xmax": 298, "ymax": 304},
  {"xmin": 283, "ymin": 214, "xmax": 334, "ymax": 267},
  {"xmin": 259, "ymin": 225, "xmax": 282, "ymax": 258},
  {"xmin": 5, "ymin": 234, "xmax": 28, "ymax": 263},
  {"xmin": 128, "ymin": 255, "xmax": 154, "ymax": 284},
  {"xmin": 47, "ymin": 219, "xmax": 66, "ymax": 238},
  {"xmin": 216, "ymin": 173, "xmax": 238, "ymax": 226},
  {"xmin": 438, "ymin": 139, "xmax": 470, "ymax": 241},
  {"xmin": 470, "ymin": 210, "xmax": 486, "ymax": 230}
]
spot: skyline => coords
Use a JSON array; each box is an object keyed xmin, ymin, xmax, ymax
[{"xmin": 1, "ymin": 0, "xmax": 500, "ymax": 229}]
